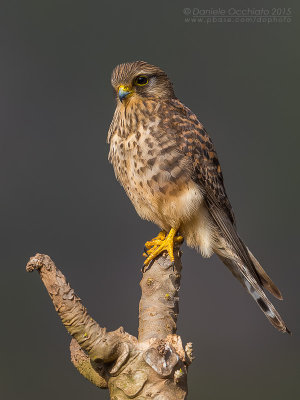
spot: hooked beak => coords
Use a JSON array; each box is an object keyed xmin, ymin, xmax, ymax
[{"xmin": 118, "ymin": 85, "xmax": 132, "ymax": 102}]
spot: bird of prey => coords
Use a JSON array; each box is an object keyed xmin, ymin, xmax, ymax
[{"xmin": 108, "ymin": 61, "xmax": 289, "ymax": 334}]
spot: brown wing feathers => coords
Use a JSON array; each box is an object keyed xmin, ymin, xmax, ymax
[
  {"xmin": 174, "ymin": 99, "xmax": 289, "ymax": 333},
  {"xmin": 108, "ymin": 62, "xmax": 289, "ymax": 333}
]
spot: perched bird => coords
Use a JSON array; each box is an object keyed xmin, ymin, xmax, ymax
[{"xmin": 108, "ymin": 61, "xmax": 289, "ymax": 333}]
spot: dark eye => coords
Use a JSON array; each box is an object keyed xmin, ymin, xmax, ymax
[{"xmin": 135, "ymin": 75, "xmax": 148, "ymax": 86}]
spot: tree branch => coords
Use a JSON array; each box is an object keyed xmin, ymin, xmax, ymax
[
  {"xmin": 69, "ymin": 338, "xmax": 108, "ymax": 388},
  {"xmin": 26, "ymin": 249, "xmax": 193, "ymax": 399},
  {"xmin": 139, "ymin": 251, "xmax": 182, "ymax": 342}
]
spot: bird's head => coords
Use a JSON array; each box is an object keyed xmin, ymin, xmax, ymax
[{"xmin": 111, "ymin": 61, "xmax": 175, "ymax": 104}]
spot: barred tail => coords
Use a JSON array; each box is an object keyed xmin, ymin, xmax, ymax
[{"xmin": 217, "ymin": 255, "xmax": 290, "ymax": 334}]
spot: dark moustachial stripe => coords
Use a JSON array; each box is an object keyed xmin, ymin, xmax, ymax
[{"xmin": 108, "ymin": 61, "xmax": 289, "ymax": 334}]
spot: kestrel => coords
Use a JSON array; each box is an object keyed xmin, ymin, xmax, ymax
[{"xmin": 108, "ymin": 61, "xmax": 289, "ymax": 333}]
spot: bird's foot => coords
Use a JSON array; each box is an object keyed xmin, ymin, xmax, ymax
[
  {"xmin": 143, "ymin": 228, "xmax": 183, "ymax": 267},
  {"xmin": 143, "ymin": 231, "xmax": 166, "ymax": 256}
]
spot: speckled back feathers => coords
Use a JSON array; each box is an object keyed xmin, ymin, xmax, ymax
[{"xmin": 107, "ymin": 61, "xmax": 289, "ymax": 334}]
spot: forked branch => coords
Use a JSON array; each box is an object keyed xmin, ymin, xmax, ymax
[{"xmin": 26, "ymin": 249, "xmax": 193, "ymax": 399}]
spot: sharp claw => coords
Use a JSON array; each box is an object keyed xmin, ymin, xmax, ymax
[
  {"xmin": 142, "ymin": 259, "xmax": 154, "ymax": 273},
  {"xmin": 142, "ymin": 229, "xmax": 183, "ymax": 270}
]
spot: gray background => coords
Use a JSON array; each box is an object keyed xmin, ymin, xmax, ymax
[{"xmin": 1, "ymin": 0, "xmax": 299, "ymax": 399}]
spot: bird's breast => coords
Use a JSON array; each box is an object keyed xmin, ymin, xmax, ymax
[
  {"xmin": 108, "ymin": 100, "xmax": 202, "ymax": 228},
  {"xmin": 110, "ymin": 119, "xmax": 191, "ymax": 198}
]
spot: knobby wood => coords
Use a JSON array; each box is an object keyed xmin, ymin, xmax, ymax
[{"xmin": 26, "ymin": 248, "xmax": 193, "ymax": 399}]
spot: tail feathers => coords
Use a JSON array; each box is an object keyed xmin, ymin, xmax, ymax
[
  {"xmin": 247, "ymin": 247, "xmax": 283, "ymax": 300},
  {"xmin": 218, "ymin": 255, "xmax": 290, "ymax": 334},
  {"xmin": 242, "ymin": 275, "xmax": 290, "ymax": 334}
]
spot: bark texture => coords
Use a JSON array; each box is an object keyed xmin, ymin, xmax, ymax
[{"xmin": 26, "ymin": 248, "xmax": 193, "ymax": 399}]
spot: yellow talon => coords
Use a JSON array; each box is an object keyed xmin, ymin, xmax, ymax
[
  {"xmin": 144, "ymin": 231, "xmax": 166, "ymax": 249},
  {"xmin": 143, "ymin": 231, "xmax": 166, "ymax": 257},
  {"xmin": 143, "ymin": 228, "xmax": 183, "ymax": 266}
]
